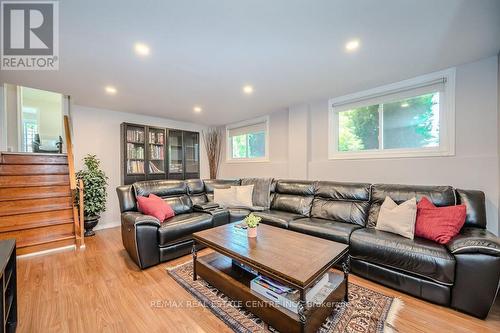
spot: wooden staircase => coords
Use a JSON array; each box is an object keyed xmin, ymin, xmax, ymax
[{"xmin": 0, "ymin": 116, "xmax": 84, "ymax": 255}]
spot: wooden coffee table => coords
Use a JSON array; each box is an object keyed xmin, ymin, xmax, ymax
[{"xmin": 192, "ymin": 222, "xmax": 349, "ymax": 333}]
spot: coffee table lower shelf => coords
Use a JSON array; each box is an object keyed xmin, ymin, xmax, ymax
[{"xmin": 195, "ymin": 252, "xmax": 346, "ymax": 333}]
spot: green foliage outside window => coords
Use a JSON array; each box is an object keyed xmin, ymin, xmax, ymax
[{"xmin": 338, "ymin": 93, "xmax": 439, "ymax": 152}]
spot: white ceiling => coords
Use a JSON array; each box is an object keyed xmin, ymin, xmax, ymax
[{"xmin": 1, "ymin": 0, "xmax": 499, "ymax": 126}]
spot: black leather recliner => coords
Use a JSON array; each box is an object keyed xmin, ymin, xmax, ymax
[{"xmin": 116, "ymin": 178, "xmax": 500, "ymax": 319}]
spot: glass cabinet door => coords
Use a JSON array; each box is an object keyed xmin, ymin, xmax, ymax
[
  {"xmin": 184, "ymin": 132, "xmax": 199, "ymax": 177},
  {"xmin": 168, "ymin": 130, "xmax": 184, "ymax": 178},
  {"xmin": 147, "ymin": 127, "xmax": 166, "ymax": 176},
  {"xmin": 125, "ymin": 125, "xmax": 145, "ymax": 175}
]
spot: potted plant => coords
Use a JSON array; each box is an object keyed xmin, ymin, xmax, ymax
[
  {"xmin": 244, "ymin": 213, "xmax": 261, "ymax": 238},
  {"xmin": 76, "ymin": 154, "xmax": 108, "ymax": 236}
]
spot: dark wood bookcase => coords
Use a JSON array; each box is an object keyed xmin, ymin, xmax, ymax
[
  {"xmin": 0, "ymin": 239, "xmax": 16, "ymax": 333},
  {"xmin": 121, "ymin": 123, "xmax": 200, "ymax": 185}
]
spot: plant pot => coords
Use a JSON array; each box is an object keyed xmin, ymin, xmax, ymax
[
  {"xmin": 247, "ymin": 227, "xmax": 258, "ymax": 238},
  {"xmin": 84, "ymin": 215, "xmax": 100, "ymax": 237}
]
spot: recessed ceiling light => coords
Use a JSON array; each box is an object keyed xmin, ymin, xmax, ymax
[
  {"xmin": 134, "ymin": 42, "xmax": 150, "ymax": 56},
  {"xmin": 243, "ymin": 85, "xmax": 254, "ymax": 94},
  {"xmin": 193, "ymin": 106, "xmax": 202, "ymax": 113},
  {"xmin": 345, "ymin": 39, "xmax": 360, "ymax": 52},
  {"xmin": 105, "ymin": 86, "xmax": 117, "ymax": 95},
  {"xmin": 401, "ymin": 102, "xmax": 409, "ymax": 108}
]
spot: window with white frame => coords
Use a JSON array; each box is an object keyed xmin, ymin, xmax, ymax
[
  {"xmin": 329, "ymin": 68, "xmax": 455, "ymax": 159},
  {"xmin": 226, "ymin": 117, "xmax": 268, "ymax": 161}
]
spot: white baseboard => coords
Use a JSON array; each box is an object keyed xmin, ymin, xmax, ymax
[{"xmin": 17, "ymin": 244, "xmax": 77, "ymax": 258}]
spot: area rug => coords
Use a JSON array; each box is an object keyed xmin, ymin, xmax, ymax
[{"xmin": 167, "ymin": 261, "xmax": 402, "ymax": 333}]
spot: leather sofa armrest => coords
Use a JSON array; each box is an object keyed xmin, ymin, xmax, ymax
[
  {"xmin": 122, "ymin": 211, "xmax": 161, "ymax": 228},
  {"xmin": 121, "ymin": 212, "xmax": 161, "ymax": 269},
  {"xmin": 447, "ymin": 227, "xmax": 500, "ymax": 256},
  {"xmin": 193, "ymin": 207, "xmax": 230, "ymax": 227}
]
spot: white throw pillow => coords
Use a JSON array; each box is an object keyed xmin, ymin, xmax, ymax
[
  {"xmin": 231, "ymin": 185, "xmax": 254, "ymax": 207},
  {"xmin": 213, "ymin": 187, "xmax": 237, "ymax": 207},
  {"xmin": 375, "ymin": 196, "xmax": 417, "ymax": 239}
]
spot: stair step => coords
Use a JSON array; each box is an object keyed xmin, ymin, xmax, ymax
[
  {"xmin": 0, "ymin": 197, "xmax": 73, "ymax": 216},
  {"xmin": 0, "ymin": 185, "xmax": 72, "ymax": 201},
  {"xmin": 0, "ymin": 164, "xmax": 69, "ymax": 175},
  {"xmin": 0, "ymin": 153, "xmax": 68, "ymax": 165},
  {"xmin": 0, "ymin": 209, "xmax": 74, "ymax": 232},
  {"xmin": 0, "ymin": 174, "xmax": 70, "ymax": 187},
  {"xmin": 0, "ymin": 223, "xmax": 75, "ymax": 249},
  {"xmin": 16, "ymin": 237, "xmax": 76, "ymax": 256}
]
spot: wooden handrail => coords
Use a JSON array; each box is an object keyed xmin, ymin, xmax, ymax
[
  {"xmin": 78, "ymin": 179, "xmax": 85, "ymax": 246},
  {"xmin": 64, "ymin": 115, "xmax": 77, "ymax": 190},
  {"xmin": 64, "ymin": 115, "xmax": 84, "ymax": 248}
]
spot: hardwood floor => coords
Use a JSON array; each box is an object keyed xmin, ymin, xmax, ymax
[{"xmin": 16, "ymin": 227, "xmax": 500, "ymax": 333}]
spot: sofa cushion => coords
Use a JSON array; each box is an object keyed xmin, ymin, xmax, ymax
[
  {"xmin": 203, "ymin": 179, "xmax": 241, "ymax": 193},
  {"xmin": 375, "ymin": 197, "xmax": 417, "ymax": 239},
  {"xmin": 186, "ymin": 179, "xmax": 205, "ymax": 194},
  {"xmin": 163, "ymin": 195, "xmax": 192, "ymax": 215},
  {"xmin": 253, "ymin": 210, "xmax": 303, "ymax": 229},
  {"xmin": 289, "ymin": 218, "xmax": 362, "ymax": 244},
  {"xmin": 350, "ymin": 228, "xmax": 456, "ymax": 285},
  {"xmin": 455, "ymin": 189, "xmax": 487, "ymax": 229},
  {"xmin": 415, "ymin": 197, "xmax": 466, "ymax": 244},
  {"xmin": 158, "ymin": 212, "xmax": 213, "ymax": 246},
  {"xmin": 312, "ymin": 181, "xmax": 371, "ymax": 226},
  {"xmin": 133, "ymin": 180, "xmax": 188, "ymax": 198},
  {"xmin": 275, "ymin": 179, "xmax": 316, "ymax": 196},
  {"xmin": 137, "ymin": 194, "xmax": 175, "ymax": 221},
  {"xmin": 368, "ymin": 184, "xmax": 456, "ymax": 228},
  {"xmin": 227, "ymin": 208, "xmax": 251, "ymax": 222}
]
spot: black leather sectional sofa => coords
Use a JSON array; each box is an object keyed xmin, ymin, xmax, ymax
[{"xmin": 116, "ymin": 178, "xmax": 500, "ymax": 318}]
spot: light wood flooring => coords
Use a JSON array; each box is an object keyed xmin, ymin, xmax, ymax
[{"xmin": 16, "ymin": 227, "xmax": 500, "ymax": 332}]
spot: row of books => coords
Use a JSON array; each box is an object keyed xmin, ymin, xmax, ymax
[
  {"xmin": 127, "ymin": 160, "xmax": 144, "ymax": 174},
  {"xmin": 149, "ymin": 132, "xmax": 164, "ymax": 145},
  {"xmin": 149, "ymin": 145, "xmax": 164, "ymax": 160},
  {"xmin": 127, "ymin": 144, "xmax": 145, "ymax": 159},
  {"xmin": 149, "ymin": 161, "xmax": 165, "ymax": 174},
  {"xmin": 232, "ymin": 259, "xmax": 334, "ymax": 314},
  {"xmin": 127, "ymin": 129, "xmax": 145, "ymax": 143}
]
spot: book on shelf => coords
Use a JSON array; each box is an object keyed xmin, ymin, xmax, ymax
[
  {"xmin": 148, "ymin": 161, "xmax": 164, "ymax": 174},
  {"xmin": 127, "ymin": 129, "xmax": 145, "ymax": 143},
  {"xmin": 149, "ymin": 131, "xmax": 164, "ymax": 145},
  {"xmin": 149, "ymin": 145, "xmax": 164, "ymax": 160},
  {"xmin": 250, "ymin": 273, "xmax": 332, "ymax": 314},
  {"xmin": 127, "ymin": 143, "xmax": 144, "ymax": 159},
  {"xmin": 127, "ymin": 160, "xmax": 144, "ymax": 174}
]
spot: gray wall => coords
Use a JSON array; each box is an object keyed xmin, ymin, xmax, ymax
[
  {"xmin": 219, "ymin": 109, "xmax": 289, "ymax": 178},
  {"xmin": 219, "ymin": 56, "xmax": 500, "ymax": 235}
]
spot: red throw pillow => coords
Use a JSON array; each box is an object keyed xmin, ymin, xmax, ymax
[
  {"xmin": 136, "ymin": 194, "xmax": 175, "ymax": 222},
  {"xmin": 415, "ymin": 197, "xmax": 466, "ymax": 244}
]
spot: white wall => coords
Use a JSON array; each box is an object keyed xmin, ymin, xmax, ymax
[
  {"xmin": 219, "ymin": 56, "xmax": 500, "ymax": 235},
  {"xmin": 71, "ymin": 105, "xmax": 209, "ymax": 230}
]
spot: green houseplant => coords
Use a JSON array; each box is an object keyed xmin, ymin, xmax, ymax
[
  {"xmin": 244, "ymin": 213, "xmax": 261, "ymax": 238},
  {"xmin": 76, "ymin": 154, "xmax": 108, "ymax": 236}
]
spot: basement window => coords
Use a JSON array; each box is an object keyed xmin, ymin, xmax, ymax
[
  {"xmin": 329, "ymin": 68, "xmax": 455, "ymax": 159},
  {"xmin": 226, "ymin": 116, "xmax": 269, "ymax": 162}
]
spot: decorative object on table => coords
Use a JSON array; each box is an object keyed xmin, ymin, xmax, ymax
[
  {"xmin": 244, "ymin": 213, "xmax": 261, "ymax": 238},
  {"xmin": 168, "ymin": 261, "xmax": 403, "ymax": 333},
  {"xmin": 76, "ymin": 154, "xmax": 109, "ymax": 236},
  {"xmin": 202, "ymin": 128, "xmax": 222, "ymax": 179}
]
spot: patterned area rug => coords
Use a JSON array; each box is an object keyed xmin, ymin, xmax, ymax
[{"xmin": 167, "ymin": 261, "xmax": 402, "ymax": 333}]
